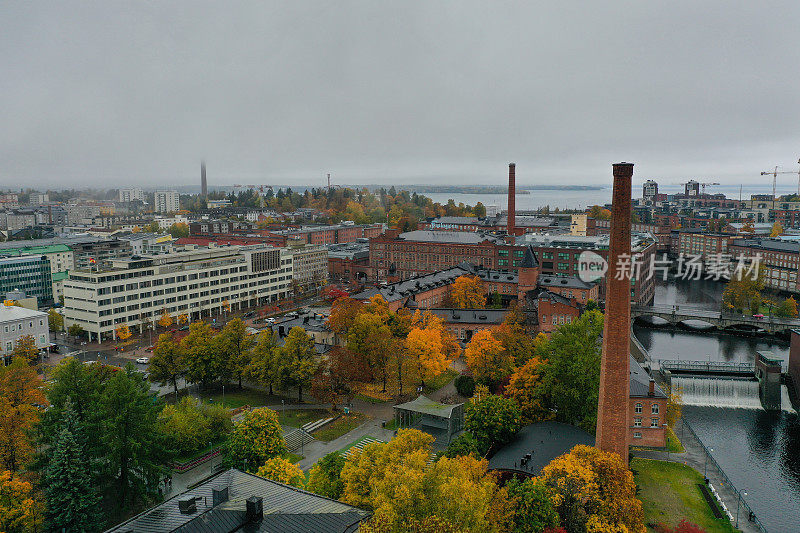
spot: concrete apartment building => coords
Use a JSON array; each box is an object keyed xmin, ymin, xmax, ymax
[
  {"xmin": 287, "ymin": 244, "xmax": 328, "ymax": 293},
  {"xmin": 0, "ymin": 305, "xmax": 49, "ymax": 357},
  {"xmin": 154, "ymin": 190, "xmax": 180, "ymax": 214},
  {"xmin": 63, "ymin": 244, "xmax": 294, "ymax": 342},
  {"xmin": 0, "ymin": 255, "xmax": 53, "ymax": 306},
  {"xmin": 119, "ymin": 188, "xmax": 145, "ymax": 203}
]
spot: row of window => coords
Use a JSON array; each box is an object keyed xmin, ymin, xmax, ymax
[
  {"xmin": 3, "ymin": 319, "xmax": 45, "ymax": 333},
  {"xmin": 634, "ymin": 402, "xmax": 659, "ymax": 414},
  {"xmin": 633, "ymin": 417, "xmax": 660, "ymax": 428}
]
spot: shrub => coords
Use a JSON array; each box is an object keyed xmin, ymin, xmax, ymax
[{"xmin": 443, "ymin": 432, "xmax": 480, "ymax": 458}]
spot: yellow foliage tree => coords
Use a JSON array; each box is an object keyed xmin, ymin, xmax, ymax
[
  {"xmin": 256, "ymin": 457, "xmax": 305, "ymax": 488},
  {"xmin": 666, "ymin": 386, "xmax": 683, "ymax": 429},
  {"xmin": 342, "ymin": 429, "xmax": 512, "ymax": 532},
  {"xmin": 464, "ymin": 330, "xmax": 514, "ymax": 383},
  {"xmin": 539, "ymin": 445, "xmax": 646, "ymax": 533},
  {"xmin": 741, "ymin": 219, "xmax": 755, "ymax": 233},
  {"xmin": 0, "ymin": 470, "xmax": 38, "ymax": 533},
  {"xmin": 177, "ymin": 313, "xmax": 189, "ymax": 326},
  {"xmin": 115, "ymin": 323, "xmax": 132, "ymax": 341},
  {"xmin": 771, "ymin": 221, "xmax": 784, "ymax": 237},
  {"xmin": 10, "ymin": 336, "xmax": 39, "ymax": 363},
  {"xmin": 449, "ymin": 275, "xmax": 486, "ymax": 309},
  {"xmin": 158, "ymin": 308, "xmax": 173, "ymax": 329},
  {"xmin": 506, "ymin": 357, "xmax": 552, "ymax": 423},
  {"xmin": 0, "ymin": 359, "xmax": 48, "ymax": 472},
  {"xmin": 406, "ymin": 327, "xmax": 449, "ymax": 385}
]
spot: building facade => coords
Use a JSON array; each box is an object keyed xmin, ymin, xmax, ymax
[
  {"xmin": 63, "ymin": 245, "xmax": 293, "ymax": 341},
  {"xmin": 0, "ymin": 305, "xmax": 49, "ymax": 357},
  {"xmin": 119, "ymin": 188, "xmax": 145, "ymax": 203},
  {"xmin": 729, "ymin": 238, "xmax": 800, "ymax": 293},
  {"xmin": 287, "ymin": 244, "xmax": 328, "ymax": 294},
  {"xmin": 0, "ymin": 255, "xmax": 53, "ymax": 306},
  {"xmin": 154, "ymin": 190, "xmax": 180, "ymax": 214}
]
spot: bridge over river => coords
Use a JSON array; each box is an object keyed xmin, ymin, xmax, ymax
[{"xmin": 631, "ymin": 304, "xmax": 800, "ymax": 335}]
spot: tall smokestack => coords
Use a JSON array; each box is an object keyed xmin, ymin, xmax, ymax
[
  {"xmin": 507, "ymin": 163, "xmax": 516, "ymax": 236},
  {"xmin": 201, "ymin": 161, "xmax": 207, "ymax": 198},
  {"xmin": 595, "ymin": 162, "xmax": 633, "ymax": 465}
]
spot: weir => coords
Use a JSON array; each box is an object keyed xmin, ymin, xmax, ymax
[{"xmin": 671, "ymin": 376, "xmax": 763, "ymax": 410}]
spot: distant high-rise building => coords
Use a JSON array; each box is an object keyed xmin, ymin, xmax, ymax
[
  {"xmin": 642, "ymin": 180, "xmax": 658, "ymax": 200},
  {"xmin": 119, "ymin": 188, "xmax": 144, "ymax": 203},
  {"xmin": 685, "ymin": 180, "xmax": 700, "ymax": 197},
  {"xmin": 201, "ymin": 161, "xmax": 207, "ymax": 197},
  {"xmin": 154, "ymin": 191, "xmax": 180, "ymax": 214}
]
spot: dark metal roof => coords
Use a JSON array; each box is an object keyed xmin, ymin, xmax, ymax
[
  {"xmin": 429, "ymin": 308, "xmax": 508, "ymax": 325},
  {"xmin": 538, "ymin": 276, "xmax": 596, "ymax": 289},
  {"xmin": 106, "ymin": 469, "xmax": 370, "ymax": 533},
  {"xmin": 487, "ymin": 422, "xmax": 594, "ymax": 475},
  {"xmin": 396, "ymin": 230, "xmax": 502, "ymax": 244},
  {"xmin": 629, "ymin": 356, "xmax": 667, "ymax": 399},
  {"xmin": 520, "ymin": 246, "xmax": 538, "ymax": 268}
]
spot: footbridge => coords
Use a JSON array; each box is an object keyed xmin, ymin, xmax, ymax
[{"xmin": 631, "ymin": 304, "xmax": 800, "ymax": 335}]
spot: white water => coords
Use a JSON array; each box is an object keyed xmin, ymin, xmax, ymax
[{"xmin": 672, "ymin": 376, "xmax": 763, "ymax": 410}]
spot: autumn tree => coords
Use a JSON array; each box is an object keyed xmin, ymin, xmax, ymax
[
  {"xmin": 67, "ymin": 323, "xmax": 84, "ymax": 338},
  {"xmin": 328, "ymin": 297, "xmax": 365, "ymax": 335},
  {"xmin": 539, "ymin": 445, "xmax": 646, "ymax": 533},
  {"xmin": 771, "ymin": 221, "xmax": 784, "ymax": 237},
  {"xmin": 506, "ymin": 357, "xmax": 551, "ymax": 423},
  {"xmin": 158, "ymin": 397, "xmax": 232, "ymax": 456},
  {"xmin": 666, "ymin": 386, "xmax": 683, "ymax": 429},
  {"xmin": 0, "ymin": 357, "xmax": 47, "ymax": 472},
  {"xmin": 182, "ymin": 321, "xmax": 223, "ymax": 388},
  {"xmin": 311, "ymin": 347, "xmax": 370, "ymax": 408},
  {"xmin": 347, "ymin": 312, "xmax": 393, "ymax": 392},
  {"xmin": 306, "ymin": 452, "xmax": 346, "ymax": 499},
  {"xmin": 158, "ymin": 308, "xmax": 173, "ymax": 329},
  {"xmin": 44, "ymin": 400, "xmax": 103, "ymax": 533},
  {"xmin": 722, "ymin": 264, "xmax": 764, "ymax": 314},
  {"xmin": 99, "ymin": 365, "xmax": 170, "ymax": 511},
  {"xmin": 465, "ymin": 329, "xmax": 514, "ymax": 384},
  {"xmin": 450, "ymin": 275, "xmax": 486, "ymax": 308},
  {"xmin": 280, "ymin": 327, "xmax": 318, "ymax": 402},
  {"xmin": 464, "ymin": 394, "xmax": 522, "ymax": 454},
  {"xmin": 775, "ymin": 297, "xmax": 799, "ymax": 318},
  {"xmin": 10, "ymin": 336, "xmax": 39, "ymax": 364},
  {"xmin": 226, "ymin": 408, "xmax": 286, "ymax": 471},
  {"xmin": 47, "ymin": 309, "xmax": 63, "ymax": 332},
  {"xmin": 0, "ymin": 470, "xmax": 38, "ymax": 533},
  {"xmin": 493, "ymin": 304, "xmax": 535, "ymax": 365},
  {"xmin": 216, "ymin": 318, "xmax": 254, "ymax": 389},
  {"xmin": 149, "ymin": 333, "xmax": 185, "ymax": 397},
  {"xmin": 256, "ymin": 457, "xmax": 305, "ymax": 488},
  {"xmin": 115, "ymin": 323, "xmax": 132, "ymax": 342}
]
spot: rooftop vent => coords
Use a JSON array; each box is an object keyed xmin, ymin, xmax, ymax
[
  {"xmin": 561, "ymin": 280, "xmax": 568, "ymax": 284},
  {"xmin": 246, "ymin": 496, "xmax": 264, "ymax": 522},
  {"xmin": 178, "ymin": 497, "xmax": 198, "ymax": 514},
  {"xmin": 212, "ymin": 486, "xmax": 229, "ymax": 507}
]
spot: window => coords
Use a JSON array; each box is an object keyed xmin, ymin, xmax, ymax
[
  {"xmin": 633, "ymin": 431, "xmax": 642, "ymax": 439},
  {"xmin": 634, "ymin": 418, "xmax": 642, "ymax": 428},
  {"xmin": 635, "ymin": 403, "xmax": 642, "ymax": 413},
  {"xmin": 651, "ymin": 418, "xmax": 660, "ymax": 428},
  {"xmin": 651, "ymin": 404, "xmax": 659, "ymax": 414}
]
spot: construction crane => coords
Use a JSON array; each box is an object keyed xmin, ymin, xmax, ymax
[
  {"xmin": 761, "ymin": 159, "xmax": 800, "ymax": 208},
  {"xmin": 698, "ymin": 182, "xmax": 719, "ymax": 195}
]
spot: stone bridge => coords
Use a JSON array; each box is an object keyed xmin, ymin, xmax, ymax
[{"xmin": 631, "ymin": 304, "xmax": 800, "ymax": 335}]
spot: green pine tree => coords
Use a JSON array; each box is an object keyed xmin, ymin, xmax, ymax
[{"xmin": 44, "ymin": 400, "xmax": 104, "ymax": 532}]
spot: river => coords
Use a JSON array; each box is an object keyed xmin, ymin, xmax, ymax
[{"xmin": 639, "ymin": 279, "xmax": 798, "ymax": 532}]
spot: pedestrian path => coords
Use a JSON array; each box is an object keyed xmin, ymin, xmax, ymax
[{"xmin": 340, "ymin": 436, "xmax": 384, "ymax": 457}]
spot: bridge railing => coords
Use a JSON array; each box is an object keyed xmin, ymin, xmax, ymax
[{"xmin": 660, "ymin": 359, "xmax": 755, "ymax": 374}]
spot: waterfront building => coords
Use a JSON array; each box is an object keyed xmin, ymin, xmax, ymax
[
  {"xmin": 0, "ymin": 305, "xmax": 49, "ymax": 357},
  {"xmin": 629, "ymin": 355, "xmax": 667, "ymax": 447},
  {"xmin": 676, "ymin": 230, "xmax": 734, "ymax": 261},
  {"xmin": 63, "ymin": 244, "xmax": 293, "ymax": 342},
  {"xmin": 729, "ymin": 238, "xmax": 800, "ymax": 293}
]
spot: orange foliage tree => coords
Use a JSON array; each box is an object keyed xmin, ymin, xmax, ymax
[
  {"xmin": 0, "ymin": 470, "xmax": 38, "ymax": 532},
  {"xmin": 464, "ymin": 330, "xmax": 514, "ymax": 383},
  {"xmin": 158, "ymin": 308, "xmax": 173, "ymax": 329},
  {"xmin": 0, "ymin": 358, "xmax": 47, "ymax": 472},
  {"xmin": 539, "ymin": 445, "xmax": 646, "ymax": 533},
  {"xmin": 506, "ymin": 357, "xmax": 551, "ymax": 423},
  {"xmin": 450, "ymin": 275, "xmax": 486, "ymax": 309}
]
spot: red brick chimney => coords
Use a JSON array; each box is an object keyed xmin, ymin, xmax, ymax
[
  {"xmin": 507, "ymin": 163, "xmax": 516, "ymax": 236},
  {"xmin": 595, "ymin": 162, "xmax": 633, "ymax": 465}
]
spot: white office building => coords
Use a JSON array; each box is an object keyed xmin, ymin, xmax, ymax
[
  {"xmin": 119, "ymin": 188, "xmax": 145, "ymax": 203},
  {"xmin": 63, "ymin": 244, "xmax": 293, "ymax": 341},
  {"xmin": 154, "ymin": 191, "xmax": 180, "ymax": 214},
  {"xmin": 0, "ymin": 305, "xmax": 49, "ymax": 356}
]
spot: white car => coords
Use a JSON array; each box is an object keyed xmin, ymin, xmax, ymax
[{"xmin": 135, "ymin": 357, "xmax": 149, "ymax": 364}]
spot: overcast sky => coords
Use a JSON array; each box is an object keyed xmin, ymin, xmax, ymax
[{"xmin": 2, "ymin": 1, "xmax": 800, "ymax": 190}]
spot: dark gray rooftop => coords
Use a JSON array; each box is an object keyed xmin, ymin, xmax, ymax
[
  {"xmin": 487, "ymin": 421, "xmax": 594, "ymax": 475},
  {"xmin": 538, "ymin": 276, "xmax": 597, "ymax": 289},
  {"xmin": 106, "ymin": 468, "xmax": 369, "ymax": 533},
  {"xmin": 630, "ymin": 355, "xmax": 667, "ymax": 399},
  {"xmin": 396, "ymin": 230, "xmax": 501, "ymax": 244},
  {"xmin": 429, "ymin": 308, "xmax": 508, "ymax": 325},
  {"xmin": 731, "ymin": 238, "xmax": 800, "ymax": 253}
]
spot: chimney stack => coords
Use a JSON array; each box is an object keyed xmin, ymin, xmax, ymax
[
  {"xmin": 201, "ymin": 161, "xmax": 208, "ymax": 198},
  {"xmin": 648, "ymin": 379, "xmax": 655, "ymax": 397},
  {"xmin": 595, "ymin": 162, "xmax": 634, "ymax": 465},
  {"xmin": 507, "ymin": 163, "xmax": 516, "ymax": 236}
]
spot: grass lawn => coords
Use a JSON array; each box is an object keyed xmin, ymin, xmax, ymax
[
  {"xmin": 632, "ymin": 458, "xmax": 739, "ymax": 533},
  {"xmin": 354, "ymin": 392, "xmax": 388, "ymax": 404},
  {"xmin": 666, "ymin": 427, "xmax": 685, "ymax": 453},
  {"xmin": 384, "ymin": 418, "xmax": 399, "ymax": 431},
  {"xmin": 278, "ymin": 408, "xmax": 330, "ymax": 429},
  {"xmin": 313, "ymin": 412, "xmax": 369, "ymax": 442},
  {"xmin": 190, "ymin": 388, "xmax": 298, "ymax": 409},
  {"xmin": 284, "ymin": 452, "xmax": 304, "ymax": 464},
  {"xmin": 424, "ymin": 369, "xmax": 459, "ymax": 393}
]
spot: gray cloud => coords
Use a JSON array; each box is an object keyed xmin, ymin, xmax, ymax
[{"xmin": 1, "ymin": 1, "xmax": 799, "ymax": 189}]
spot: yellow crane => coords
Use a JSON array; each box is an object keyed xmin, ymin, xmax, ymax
[{"xmin": 761, "ymin": 159, "xmax": 800, "ymax": 208}]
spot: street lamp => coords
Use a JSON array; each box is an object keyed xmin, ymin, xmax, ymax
[
  {"xmin": 736, "ymin": 490, "xmax": 748, "ymax": 527},
  {"xmin": 704, "ymin": 447, "xmax": 714, "ymax": 479}
]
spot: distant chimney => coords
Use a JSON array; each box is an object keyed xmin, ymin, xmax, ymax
[
  {"xmin": 648, "ymin": 379, "xmax": 655, "ymax": 397},
  {"xmin": 201, "ymin": 161, "xmax": 208, "ymax": 198},
  {"xmin": 507, "ymin": 163, "xmax": 516, "ymax": 236}
]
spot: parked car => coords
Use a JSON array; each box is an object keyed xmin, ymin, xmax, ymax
[
  {"xmin": 145, "ymin": 345, "xmax": 156, "ymax": 352},
  {"xmin": 136, "ymin": 357, "xmax": 149, "ymax": 364},
  {"xmin": 267, "ymin": 317, "xmax": 276, "ymax": 323},
  {"xmin": 752, "ymin": 314, "xmax": 765, "ymax": 320}
]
